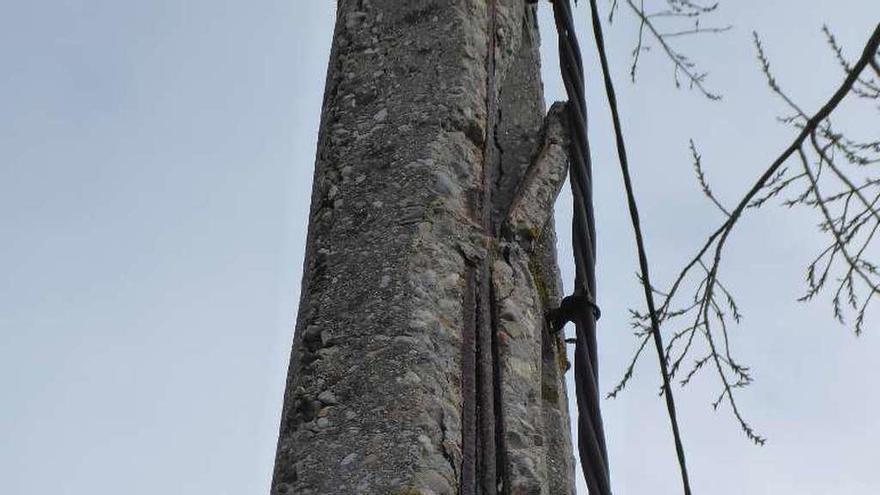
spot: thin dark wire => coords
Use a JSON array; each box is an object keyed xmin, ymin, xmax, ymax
[
  {"xmin": 550, "ymin": 0, "xmax": 612, "ymax": 493},
  {"xmin": 586, "ymin": 0, "xmax": 693, "ymax": 493}
]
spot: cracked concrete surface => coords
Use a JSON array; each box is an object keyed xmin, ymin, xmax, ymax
[{"xmin": 272, "ymin": 1, "xmax": 575, "ymax": 493}]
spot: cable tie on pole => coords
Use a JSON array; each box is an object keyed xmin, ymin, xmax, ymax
[{"xmin": 547, "ymin": 293, "xmax": 602, "ymax": 335}]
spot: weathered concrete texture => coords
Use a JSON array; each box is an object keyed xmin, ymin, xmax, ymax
[
  {"xmin": 504, "ymin": 102, "xmax": 570, "ymax": 244},
  {"xmin": 491, "ymin": 13, "xmax": 574, "ymax": 493},
  {"xmin": 272, "ymin": 1, "xmax": 574, "ymax": 493},
  {"xmin": 494, "ymin": 104, "xmax": 574, "ymax": 494}
]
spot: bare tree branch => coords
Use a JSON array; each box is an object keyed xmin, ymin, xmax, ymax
[
  {"xmin": 616, "ymin": 0, "xmax": 729, "ymax": 99},
  {"xmin": 611, "ymin": 22, "xmax": 880, "ymax": 444}
]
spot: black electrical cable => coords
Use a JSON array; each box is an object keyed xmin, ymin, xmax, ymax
[
  {"xmin": 549, "ymin": 1, "xmax": 612, "ymax": 493},
  {"xmin": 585, "ymin": 0, "xmax": 693, "ymax": 493},
  {"xmin": 549, "ymin": 0, "xmax": 694, "ymax": 493}
]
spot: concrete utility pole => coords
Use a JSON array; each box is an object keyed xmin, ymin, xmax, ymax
[{"xmin": 272, "ymin": 1, "xmax": 576, "ymax": 493}]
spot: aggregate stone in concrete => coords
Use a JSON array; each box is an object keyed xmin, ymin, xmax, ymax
[{"xmin": 272, "ymin": 1, "xmax": 576, "ymax": 494}]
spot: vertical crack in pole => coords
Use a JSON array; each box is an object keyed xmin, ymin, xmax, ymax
[
  {"xmin": 461, "ymin": 0, "xmax": 502, "ymax": 494},
  {"xmin": 489, "ymin": 278, "xmax": 508, "ymax": 494},
  {"xmin": 476, "ymin": 264, "xmax": 497, "ymax": 495},
  {"xmin": 461, "ymin": 264, "xmax": 478, "ymax": 495},
  {"xmin": 478, "ymin": 0, "xmax": 501, "ymax": 493}
]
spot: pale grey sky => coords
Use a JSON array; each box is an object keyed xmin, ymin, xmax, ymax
[{"xmin": 1, "ymin": 1, "xmax": 878, "ymax": 494}]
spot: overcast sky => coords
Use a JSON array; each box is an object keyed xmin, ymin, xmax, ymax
[{"xmin": 1, "ymin": 1, "xmax": 879, "ymax": 494}]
